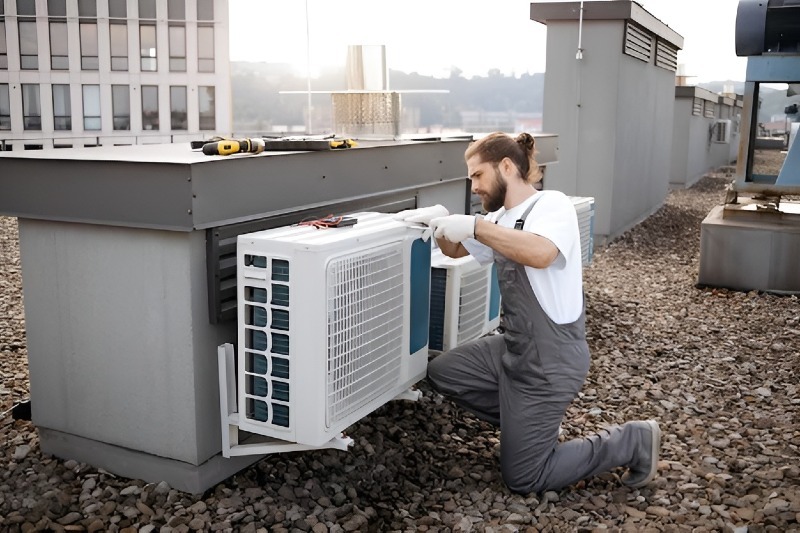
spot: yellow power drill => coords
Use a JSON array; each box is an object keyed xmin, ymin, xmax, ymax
[{"xmin": 201, "ymin": 138, "xmax": 266, "ymax": 156}]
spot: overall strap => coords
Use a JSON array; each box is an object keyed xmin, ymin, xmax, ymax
[{"xmin": 514, "ymin": 192, "xmax": 544, "ymax": 230}]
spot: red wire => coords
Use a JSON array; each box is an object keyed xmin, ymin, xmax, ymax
[{"xmin": 297, "ymin": 214, "xmax": 343, "ymax": 229}]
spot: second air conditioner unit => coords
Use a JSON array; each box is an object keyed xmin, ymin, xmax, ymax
[
  {"xmin": 570, "ymin": 196, "xmax": 595, "ymax": 266},
  {"xmin": 428, "ymin": 248, "xmax": 501, "ymax": 353},
  {"xmin": 713, "ymin": 119, "xmax": 732, "ymax": 144},
  {"xmin": 234, "ymin": 213, "xmax": 431, "ymax": 448}
]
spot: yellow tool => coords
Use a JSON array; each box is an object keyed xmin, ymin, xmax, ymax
[{"xmin": 201, "ymin": 138, "xmax": 266, "ymax": 156}]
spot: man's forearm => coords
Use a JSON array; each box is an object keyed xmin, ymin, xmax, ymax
[
  {"xmin": 473, "ymin": 218, "xmax": 557, "ymax": 268},
  {"xmin": 436, "ymin": 238, "xmax": 469, "ymax": 259}
]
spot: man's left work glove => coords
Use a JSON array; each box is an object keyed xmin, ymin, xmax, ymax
[{"xmin": 430, "ymin": 214, "xmax": 477, "ymax": 243}]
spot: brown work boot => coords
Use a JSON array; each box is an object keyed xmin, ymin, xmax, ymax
[{"xmin": 621, "ymin": 420, "xmax": 661, "ymax": 488}]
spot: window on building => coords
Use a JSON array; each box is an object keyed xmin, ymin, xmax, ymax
[
  {"xmin": 199, "ymin": 86, "xmax": 215, "ymax": 130},
  {"xmin": 17, "ymin": 0, "xmax": 36, "ymax": 16},
  {"xmin": 109, "ymin": 0, "xmax": 127, "ymax": 18},
  {"xmin": 197, "ymin": 26, "xmax": 214, "ymax": 72},
  {"xmin": 169, "ymin": 25, "xmax": 186, "ymax": 71},
  {"xmin": 47, "ymin": 0, "xmax": 66, "ymax": 16},
  {"xmin": 80, "ymin": 22, "xmax": 99, "ymax": 70},
  {"xmin": 52, "ymin": 84, "xmax": 72, "ymax": 130},
  {"xmin": 0, "ymin": 84, "xmax": 10, "ymax": 130},
  {"xmin": 78, "ymin": 0, "xmax": 96, "ymax": 17},
  {"xmin": 170, "ymin": 86, "xmax": 187, "ymax": 130},
  {"xmin": 138, "ymin": 0, "xmax": 156, "ymax": 19},
  {"xmin": 22, "ymin": 84, "xmax": 42, "ymax": 130},
  {"xmin": 76, "ymin": 0, "xmax": 97, "ymax": 70},
  {"xmin": 112, "ymin": 85, "xmax": 130, "ymax": 130},
  {"xmin": 142, "ymin": 85, "xmax": 159, "ymax": 130},
  {"xmin": 197, "ymin": 0, "xmax": 213, "ymax": 20},
  {"xmin": 0, "ymin": 21, "xmax": 8, "ymax": 69},
  {"xmin": 168, "ymin": 0, "xmax": 185, "ymax": 20},
  {"xmin": 49, "ymin": 22, "xmax": 69, "ymax": 69},
  {"xmin": 17, "ymin": 0, "xmax": 37, "ymax": 68},
  {"xmin": 18, "ymin": 21, "xmax": 38, "ymax": 69},
  {"xmin": 140, "ymin": 24, "xmax": 157, "ymax": 71},
  {"xmin": 109, "ymin": 23, "xmax": 128, "ymax": 70},
  {"xmin": 82, "ymin": 84, "xmax": 101, "ymax": 130}
]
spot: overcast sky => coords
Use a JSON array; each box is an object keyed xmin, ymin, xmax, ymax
[{"xmin": 228, "ymin": 0, "xmax": 747, "ymax": 83}]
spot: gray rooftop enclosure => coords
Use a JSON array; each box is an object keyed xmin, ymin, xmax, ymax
[
  {"xmin": 0, "ymin": 140, "xmax": 472, "ymax": 492},
  {"xmin": 0, "ymin": 136, "xmax": 559, "ymax": 492},
  {"xmin": 671, "ymin": 87, "xmax": 741, "ymax": 189},
  {"xmin": 531, "ymin": 1, "xmax": 683, "ymax": 244}
]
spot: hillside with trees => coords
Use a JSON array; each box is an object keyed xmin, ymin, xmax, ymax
[
  {"xmin": 231, "ymin": 62, "xmax": 544, "ymax": 133},
  {"xmin": 231, "ymin": 62, "xmax": 792, "ymax": 134}
]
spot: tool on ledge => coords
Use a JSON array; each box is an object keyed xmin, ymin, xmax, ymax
[
  {"xmin": 192, "ymin": 135, "xmax": 357, "ymax": 156},
  {"xmin": 201, "ymin": 138, "xmax": 266, "ymax": 156}
]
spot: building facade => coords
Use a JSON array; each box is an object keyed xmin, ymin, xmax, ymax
[{"xmin": 0, "ymin": 0, "xmax": 230, "ymax": 151}]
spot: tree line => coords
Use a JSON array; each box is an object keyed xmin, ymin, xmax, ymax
[{"xmin": 231, "ymin": 62, "xmax": 545, "ymax": 132}]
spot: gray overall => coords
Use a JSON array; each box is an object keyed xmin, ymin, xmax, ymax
[{"xmin": 427, "ymin": 200, "xmax": 649, "ymax": 493}]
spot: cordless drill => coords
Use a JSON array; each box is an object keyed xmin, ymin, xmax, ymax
[{"xmin": 201, "ymin": 138, "xmax": 266, "ymax": 156}]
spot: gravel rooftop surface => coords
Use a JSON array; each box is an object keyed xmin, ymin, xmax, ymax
[{"xmin": 1, "ymin": 167, "xmax": 799, "ymax": 532}]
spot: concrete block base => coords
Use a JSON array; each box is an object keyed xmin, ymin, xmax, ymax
[
  {"xmin": 39, "ymin": 428, "xmax": 263, "ymax": 494},
  {"xmin": 698, "ymin": 203, "xmax": 800, "ymax": 293}
]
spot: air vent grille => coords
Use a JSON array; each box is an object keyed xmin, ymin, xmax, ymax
[{"xmin": 326, "ymin": 244, "xmax": 405, "ymax": 426}]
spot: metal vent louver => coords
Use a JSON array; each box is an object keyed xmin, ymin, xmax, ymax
[
  {"xmin": 655, "ymin": 40, "xmax": 678, "ymax": 71},
  {"xmin": 623, "ymin": 21, "xmax": 652, "ymax": 63}
]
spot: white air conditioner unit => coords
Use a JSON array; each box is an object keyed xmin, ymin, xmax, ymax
[
  {"xmin": 713, "ymin": 119, "xmax": 732, "ymax": 144},
  {"xmin": 570, "ymin": 196, "xmax": 595, "ymax": 266},
  {"xmin": 428, "ymin": 248, "xmax": 501, "ymax": 353},
  {"xmin": 230, "ymin": 212, "xmax": 430, "ymax": 449}
]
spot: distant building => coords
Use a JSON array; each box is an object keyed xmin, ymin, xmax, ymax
[
  {"xmin": 0, "ymin": 0, "xmax": 231, "ymax": 151},
  {"xmin": 459, "ymin": 110, "xmax": 542, "ymax": 134}
]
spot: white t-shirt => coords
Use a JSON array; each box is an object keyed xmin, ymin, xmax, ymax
[{"xmin": 462, "ymin": 190, "xmax": 583, "ymax": 325}]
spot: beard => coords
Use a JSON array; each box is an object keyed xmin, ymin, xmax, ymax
[{"xmin": 481, "ymin": 168, "xmax": 507, "ymax": 212}]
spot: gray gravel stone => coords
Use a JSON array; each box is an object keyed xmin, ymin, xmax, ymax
[{"xmin": 1, "ymin": 171, "xmax": 799, "ymax": 530}]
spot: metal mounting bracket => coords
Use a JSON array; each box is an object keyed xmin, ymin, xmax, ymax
[{"xmin": 217, "ymin": 343, "xmax": 354, "ymax": 458}]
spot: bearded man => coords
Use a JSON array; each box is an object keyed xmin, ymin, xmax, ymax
[{"xmin": 394, "ymin": 132, "xmax": 660, "ymax": 494}]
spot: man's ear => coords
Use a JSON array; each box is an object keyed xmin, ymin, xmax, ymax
[{"xmin": 500, "ymin": 157, "xmax": 515, "ymax": 178}]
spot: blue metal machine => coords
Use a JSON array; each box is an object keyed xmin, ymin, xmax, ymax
[{"xmin": 697, "ymin": 0, "xmax": 800, "ymax": 293}]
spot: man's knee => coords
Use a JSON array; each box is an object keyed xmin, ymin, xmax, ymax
[
  {"xmin": 426, "ymin": 352, "xmax": 450, "ymax": 389},
  {"xmin": 501, "ymin": 467, "xmax": 542, "ymax": 495}
]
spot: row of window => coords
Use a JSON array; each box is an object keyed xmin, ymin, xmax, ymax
[
  {"xmin": 1, "ymin": 2, "xmax": 215, "ymax": 72},
  {"xmin": 3, "ymin": 0, "xmax": 214, "ymax": 21},
  {"xmin": 0, "ymin": 83, "xmax": 215, "ymax": 131}
]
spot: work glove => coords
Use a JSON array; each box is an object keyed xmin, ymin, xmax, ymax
[
  {"xmin": 430, "ymin": 214, "xmax": 477, "ymax": 243},
  {"xmin": 392, "ymin": 204, "xmax": 450, "ymax": 226}
]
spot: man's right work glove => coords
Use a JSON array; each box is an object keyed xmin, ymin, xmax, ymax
[{"xmin": 392, "ymin": 204, "xmax": 450, "ymax": 226}]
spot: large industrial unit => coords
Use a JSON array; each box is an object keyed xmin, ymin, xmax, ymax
[{"xmin": 698, "ymin": 0, "xmax": 800, "ymax": 293}]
